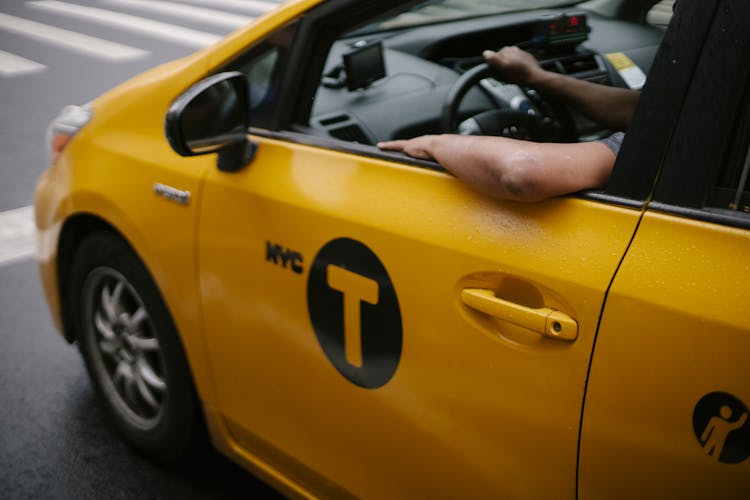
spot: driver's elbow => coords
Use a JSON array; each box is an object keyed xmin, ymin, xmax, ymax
[{"xmin": 495, "ymin": 159, "xmax": 543, "ymax": 202}]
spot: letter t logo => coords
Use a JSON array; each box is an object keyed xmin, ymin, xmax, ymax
[{"xmin": 326, "ymin": 265, "xmax": 379, "ymax": 367}]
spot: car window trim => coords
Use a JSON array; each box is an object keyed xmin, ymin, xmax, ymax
[
  {"xmin": 576, "ymin": 191, "xmax": 646, "ymax": 209},
  {"xmin": 251, "ymin": 127, "xmax": 445, "ymax": 171},
  {"xmin": 645, "ymin": 202, "xmax": 750, "ymax": 231}
]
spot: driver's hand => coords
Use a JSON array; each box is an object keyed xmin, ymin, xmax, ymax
[
  {"xmin": 483, "ymin": 46, "xmax": 545, "ymax": 86},
  {"xmin": 377, "ymin": 136, "xmax": 437, "ymax": 161}
]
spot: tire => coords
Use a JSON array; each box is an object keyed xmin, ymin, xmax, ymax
[{"xmin": 69, "ymin": 231, "xmax": 203, "ymax": 463}]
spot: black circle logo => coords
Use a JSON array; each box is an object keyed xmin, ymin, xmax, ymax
[
  {"xmin": 307, "ymin": 238, "xmax": 402, "ymax": 389},
  {"xmin": 693, "ymin": 392, "xmax": 750, "ymax": 464}
]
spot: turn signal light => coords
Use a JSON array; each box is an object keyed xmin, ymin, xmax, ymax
[{"xmin": 46, "ymin": 104, "xmax": 92, "ymax": 163}]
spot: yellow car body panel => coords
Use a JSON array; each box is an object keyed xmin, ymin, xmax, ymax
[
  {"xmin": 579, "ymin": 211, "xmax": 750, "ymax": 498},
  {"xmin": 195, "ymin": 136, "xmax": 642, "ymax": 498}
]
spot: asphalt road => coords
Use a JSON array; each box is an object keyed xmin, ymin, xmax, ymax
[{"xmin": 0, "ymin": 1, "xmax": 285, "ymax": 497}]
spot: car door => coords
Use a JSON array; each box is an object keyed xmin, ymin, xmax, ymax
[
  {"xmin": 197, "ymin": 137, "xmax": 642, "ymax": 499},
  {"xmin": 579, "ymin": 1, "xmax": 750, "ymax": 497},
  {"xmin": 193, "ymin": 1, "xmax": 677, "ymax": 498}
]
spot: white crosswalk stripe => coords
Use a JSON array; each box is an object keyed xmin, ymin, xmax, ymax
[
  {"xmin": 0, "ymin": 11, "xmax": 148, "ymax": 61},
  {"xmin": 173, "ymin": 0, "xmax": 280, "ymax": 15},
  {"xmin": 28, "ymin": 0, "xmax": 222, "ymax": 48},
  {"xmin": 102, "ymin": 0, "xmax": 254, "ymax": 30},
  {"xmin": 0, "ymin": 49, "xmax": 46, "ymax": 76},
  {"xmin": 0, "ymin": 206, "xmax": 35, "ymax": 267},
  {"xmin": 0, "ymin": 0, "xmax": 288, "ymax": 75}
]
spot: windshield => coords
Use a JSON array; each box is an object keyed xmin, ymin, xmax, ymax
[{"xmin": 360, "ymin": 0, "xmax": 587, "ymax": 33}]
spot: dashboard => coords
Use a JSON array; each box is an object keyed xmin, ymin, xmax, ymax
[{"xmin": 309, "ymin": 8, "xmax": 665, "ymax": 145}]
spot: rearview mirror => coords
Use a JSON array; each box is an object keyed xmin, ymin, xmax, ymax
[{"xmin": 165, "ymin": 72, "xmax": 256, "ymax": 172}]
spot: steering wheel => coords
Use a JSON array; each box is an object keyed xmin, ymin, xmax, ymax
[{"xmin": 441, "ymin": 63, "xmax": 574, "ymax": 142}]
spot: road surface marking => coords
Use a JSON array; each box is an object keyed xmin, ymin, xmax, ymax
[
  {"xmin": 103, "ymin": 0, "xmax": 253, "ymax": 30},
  {"xmin": 0, "ymin": 49, "xmax": 46, "ymax": 76},
  {"xmin": 171, "ymin": 0, "xmax": 279, "ymax": 15},
  {"xmin": 28, "ymin": 1, "xmax": 221, "ymax": 49},
  {"xmin": 0, "ymin": 206, "xmax": 35, "ymax": 267},
  {"xmin": 0, "ymin": 12, "xmax": 147, "ymax": 61}
]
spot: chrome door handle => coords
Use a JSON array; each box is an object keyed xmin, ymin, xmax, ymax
[{"xmin": 461, "ymin": 288, "xmax": 578, "ymax": 341}]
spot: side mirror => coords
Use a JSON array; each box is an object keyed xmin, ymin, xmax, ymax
[{"xmin": 165, "ymin": 71, "xmax": 256, "ymax": 172}]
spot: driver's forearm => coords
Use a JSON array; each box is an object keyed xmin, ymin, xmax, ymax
[
  {"xmin": 529, "ymin": 71, "xmax": 639, "ymax": 131},
  {"xmin": 423, "ymin": 134, "xmax": 614, "ymax": 202},
  {"xmin": 416, "ymin": 135, "xmax": 539, "ymax": 201}
]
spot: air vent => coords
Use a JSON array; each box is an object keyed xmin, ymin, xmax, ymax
[
  {"xmin": 542, "ymin": 54, "xmax": 603, "ymax": 77},
  {"xmin": 329, "ymin": 124, "xmax": 371, "ymax": 144},
  {"xmin": 318, "ymin": 114, "xmax": 350, "ymax": 126},
  {"xmin": 311, "ymin": 112, "xmax": 375, "ymax": 145},
  {"xmin": 559, "ymin": 55, "xmax": 599, "ymax": 74}
]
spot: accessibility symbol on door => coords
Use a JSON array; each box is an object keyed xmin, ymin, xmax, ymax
[
  {"xmin": 307, "ymin": 238, "xmax": 402, "ymax": 389},
  {"xmin": 693, "ymin": 392, "xmax": 750, "ymax": 464}
]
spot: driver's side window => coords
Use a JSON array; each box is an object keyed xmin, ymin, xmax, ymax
[{"xmin": 224, "ymin": 22, "xmax": 298, "ymax": 129}]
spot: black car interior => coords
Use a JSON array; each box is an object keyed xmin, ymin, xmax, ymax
[{"xmin": 307, "ymin": 7, "xmax": 664, "ymax": 146}]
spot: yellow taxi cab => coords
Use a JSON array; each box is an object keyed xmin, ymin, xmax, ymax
[{"xmin": 34, "ymin": 0, "xmax": 749, "ymax": 497}]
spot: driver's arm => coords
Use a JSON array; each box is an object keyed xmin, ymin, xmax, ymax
[
  {"xmin": 377, "ymin": 134, "xmax": 615, "ymax": 202},
  {"xmin": 484, "ymin": 47, "xmax": 640, "ymax": 131}
]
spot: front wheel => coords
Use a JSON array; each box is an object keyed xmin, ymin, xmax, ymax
[{"xmin": 69, "ymin": 231, "xmax": 203, "ymax": 462}]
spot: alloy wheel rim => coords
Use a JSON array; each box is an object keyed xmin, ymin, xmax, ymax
[{"xmin": 82, "ymin": 267, "xmax": 167, "ymax": 430}]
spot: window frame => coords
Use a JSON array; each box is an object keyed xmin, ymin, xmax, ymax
[{"xmin": 252, "ymin": 0, "xmax": 717, "ymax": 210}]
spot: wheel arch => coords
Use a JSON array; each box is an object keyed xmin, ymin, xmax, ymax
[
  {"xmin": 57, "ymin": 213, "xmax": 122, "ymax": 343},
  {"xmin": 57, "ymin": 214, "xmax": 177, "ymax": 351}
]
